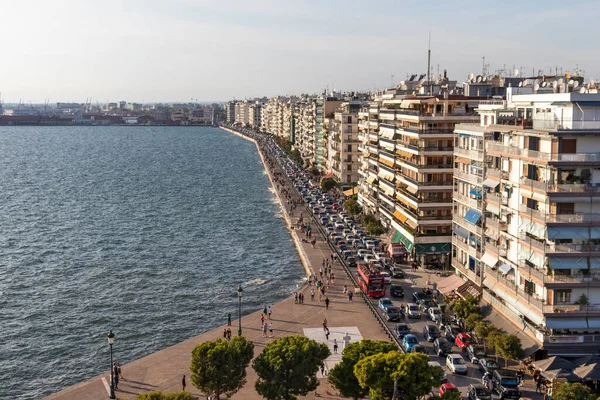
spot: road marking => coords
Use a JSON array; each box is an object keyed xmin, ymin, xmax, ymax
[{"xmin": 101, "ymin": 377, "xmax": 110, "ymax": 396}]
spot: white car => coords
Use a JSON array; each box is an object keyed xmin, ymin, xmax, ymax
[
  {"xmin": 407, "ymin": 303, "xmax": 421, "ymax": 319},
  {"xmin": 373, "ymin": 251, "xmax": 387, "ymax": 260},
  {"xmin": 357, "ymin": 249, "xmax": 369, "ymax": 260},
  {"xmin": 428, "ymin": 307, "xmax": 442, "ymax": 322},
  {"xmin": 364, "ymin": 254, "xmax": 376, "ymax": 263},
  {"xmin": 335, "ymin": 222, "xmax": 345, "ymax": 230},
  {"xmin": 365, "ymin": 240, "xmax": 375, "ymax": 249},
  {"xmin": 380, "ymin": 271, "xmax": 392, "ymax": 284},
  {"xmin": 446, "ymin": 354, "xmax": 468, "ymax": 375}
]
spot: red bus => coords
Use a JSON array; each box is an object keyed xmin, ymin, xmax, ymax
[{"xmin": 357, "ymin": 263, "xmax": 385, "ymax": 298}]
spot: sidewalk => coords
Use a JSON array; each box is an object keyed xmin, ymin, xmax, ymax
[{"xmin": 48, "ymin": 129, "xmax": 390, "ymax": 400}]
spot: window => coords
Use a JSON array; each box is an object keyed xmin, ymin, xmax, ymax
[
  {"xmin": 346, "ymin": 175, "xmax": 351, "ymax": 182},
  {"xmin": 347, "ymin": 144, "xmax": 352, "ymax": 152},
  {"xmin": 347, "ymin": 155, "xmax": 352, "ymax": 162},
  {"xmin": 555, "ymin": 290, "xmax": 571, "ymax": 304},
  {"xmin": 347, "ymin": 116, "xmax": 352, "ymax": 123}
]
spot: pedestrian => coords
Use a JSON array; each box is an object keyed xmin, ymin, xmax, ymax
[
  {"xmin": 319, "ymin": 267, "xmax": 323, "ymax": 277},
  {"xmin": 535, "ymin": 377, "xmax": 542, "ymax": 393},
  {"xmin": 294, "ymin": 292, "xmax": 298, "ymax": 303},
  {"xmin": 227, "ymin": 328, "xmax": 232, "ymax": 340},
  {"xmin": 223, "ymin": 328, "xmax": 228, "ymax": 339},
  {"xmin": 325, "ymin": 329, "xmax": 330, "ymax": 340},
  {"xmin": 311, "ymin": 289, "xmax": 315, "ymax": 301},
  {"xmin": 260, "ymin": 313, "xmax": 265, "ymax": 326},
  {"xmin": 333, "ymin": 339, "xmax": 338, "ymax": 354},
  {"xmin": 320, "ymin": 364, "xmax": 325, "ymax": 377},
  {"xmin": 268, "ymin": 306, "xmax": 272, "ymax": 319},
  {"xmin": 543, "ymin": 391, "xmax": 549, "ymax": 400},
  {"xmin": 330, "ymin": 273, "xmax": 335, "ymax": 284},
  {"xmin": 349, "ymin": 291, "xmax": 353, "ymax": 302},
  {"xmin": 330, "ymin": 254, "xmax": 334, "ymax": 263},
  {"xmin": 269, "ymin": 322, "xmax": 274, "ymax": 337},
  {"xmin": 113, "ymin": 363, "xmax": 119, "ymax": 390},
  {"xmin": 323, "ymin": 318, "xmax": 328, "ymax": 331},
  {"xmin": 117, "ymin": 363, "xmax": 123, "ymax": 380},
  {"xmin": 325, "ymin": 297, "xmax": 330, "ymax": 309},
  {"xmin": 262, "ymin": 322, "xmax": 268, "ymax": 337},
  {"xmin": 227, "ymin": 312, "xmax": 232, "ymax": 326},
  {"xmin": 182, "ymin": 374, "xmax": 186, "ymax": 391}
]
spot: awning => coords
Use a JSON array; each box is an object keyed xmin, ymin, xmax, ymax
[
  {"xmin": 484, "ymin": 228, "xmax": 499, "ymax": 241},
  {"xmin": 545, "ymin": 318, "xmax": 590, "ymax": 329},
  {"xmin": 483, "ymin": 178, "xmax": 499, "ymax": 188},
  {"xmin": 406, "ymin": 219, "xmax": 418, "ymax": 229},
  {"xmin": 366, "ymin": 175, "xmax": 376, "ymax": 184},
  {"xmin": 384, "ymin": 187, "xmax": 395, "ymax": 197},
  {"xmin": 486, "ymin": 203, "xmax": 500, "ymax": 216},
  {"xmin": 391, "ymin": 230, "xmax": 414, "ymax": 252},
  {"xmin": 481, "ymin": 252, "xmax": 499, "ymax": 268},
  {"xmin": 400, "ymin": 100, "xmax": 419, "ymax": 108},
  {"xmin": 378, "ymin": 157, "xmax": 395, "ymax": 168},
  {"xmin": 453, "ymin": 225, "xmax": 469, "ymax": 239},
  {"xmin": 380, "ymin": 130, "xmax": 395, "ymax": 139},
  {"xmin": 463, "ymin": 209, "xmax": 482, "ymax": 225},
  {"xmin": 406, "ymin": 185, "xmax": 418, "ymax": 195},
  {"xmin": 498, "ymin": 264, "xmax": 513, "ymax": 274},
  {"xmin": 437, "ymin": 274, "xmax": 465, "ymax": 295},
  {"xmin": 415, "ymin": 243, "xmax": 451, "ymax": 254},
  {"xmin": 455, "ymin": 157, "xmax": 471, "ymax": 164},
  {"xmin": 343, "ymin": 187, "xmax": 358, "ymax": 197},
  {"xmin": 549, "ymin": 257, "xmax": 589, "ymax": 270},
  {"xmin": 396, "ymin": 149, "xmax": 411, "ymax": 157},
  {"xmin": 483, "ymin": 276, "xmax": 545, "ymax": 326},
  {"xmin": 469, "ymin": 236, "xmax": 481, "ymax": 246},
  {"xmin": 393, "ymin": 210, "xmax": 408, "ymax": 223},
  {"xmin": 469, "ymin": 188, "xmax": 482, "ymax": 198},
  {"xmin": 324, "ymin": 173, "xmax": 333, "ymax": 178}
]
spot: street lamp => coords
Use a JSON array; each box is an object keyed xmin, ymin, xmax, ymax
[
  {"xmin": 237, "ymin": 285, "xmax": 243, "ymax": 336},
  {"xmin": 107, "ymin": 330, "xmax": 115, "ymax": 399}
]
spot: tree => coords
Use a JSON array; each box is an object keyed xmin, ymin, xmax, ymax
[
  {"xmin": 494, "ymin": 334, "xmax": 524, "ymax": 367},
  {"xmin": 441, "ymin": 391, "xmax": 462, "ymax": 400},
  {"xmin": 553, "ymin": 383, "xmax": 594, "ymax": 400},
  {"xmin": 190, "ymin": 336, "xmax": 254, "ymax": 399},
  {"xmin": 252, "ymin": 335, "xmax": 330, "ymax": 400},
  {"xmin": 474, "ymin": 322, "xmax": 497, "ymax": 340},
  {"xmin": 363, "ymin": 214, "xmax": 377, "ymax": 226},
  {"xmin": 137, "ymin": 392, "xmax": 194, "ymax": 400},
  {"xmin": 344, "ymin": 198, "xmax": 362, "ymax": 216},
  {"xmin": 486, "ymin": 330, "xmax": 504, "ymax": 361},
  {"xmin": 354, "ymin": 352, "xmax": 442, "ymax": 400},
  {"xmin": 321, "ymin": 177, "xmax": 336, "ymax": 191},
  {"xmin": 366, "ymin": 221, "xmax": 385, "ymax": 236},
  {"xmin": 451, "ymin": 295, "xmax": 480, "ymax": 319},
  {"xmin": 308, "ymin": 166, "xmax": 320, "ymax": 176},
  {"xmin": 328, "ymin": 339, "xmax": 397, "ymax": 399},
  {"xmin": 465, "ymin": 313, "xmax": 484, "ymax": 331}
]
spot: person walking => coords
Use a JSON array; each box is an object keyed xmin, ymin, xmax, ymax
[
  {"xmin": 535, "ymin": 376, "xmax": 542, "ymax": 393},
  {"xmin": 333, "ymin": 339, "xmax": 338, "ymax": 354},
  {"xmin": 260, "ymin": 313, "xmax": 265, "ymax": 326},
  {"xmin": 227, "ymin": 312, "xmax": 232, "ymax": 326},
  {"xmin": 323, "ymin": 318, "xmax": 328, "ymax": 332},
  {"xmin": 325, "ymin": 297, "xmax": 330, "ymax": 310},
  {"xmin": 311, "ymin": 288, "xmax": 315, "ymax": 301},
  {"xmin": 262, "ymin": 322, "xmax": 268, "ymax": 338},
  {"xmin": 325, "ymin": 328, "xmax": 330, "ymax": 340},
  {"xmin": 263, "ymin": 305, "xmax": 268, "ymax": 315},
  {"xmin": 268, "ymin": 306, "xmax": 272, "ymax": 319},
  {"xmin": 113, "ymin": 363, "xmax": 119, "ymax": 390},
  {"xmin": 349, "ymin": 291, "xmax": 353, "ymax": 302},
  {"xmin": 182, "ymin": 374, "xmax": 186, "ymax": 391},
  {"xmin": 227, "ymin": 328, "xmax": 232, "ymax": 340},
  {"xmin": 294, "ymin": 292, "xmax": 298, "ymax": 303},
  {"xmin": 117, "ymin": 363, "xmax": 123, "ymax": 380},
  {"xmin": 268, "ymin": 323, "xmax": 274, "ymax": 338}
]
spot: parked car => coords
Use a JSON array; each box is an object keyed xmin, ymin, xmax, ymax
[
  {"xmin": 428, "ymin": 361, "xmax": 448, "ymax": 383},
  {"xmin": 478, "ymin": 358, "xmax": 501, "ymax": 375},
  {"xmin": 423, "ymin": 324, "xmax": 441, "ymax": 342},
  {"xmin": 384, "ymin": 306, "xmax": 402, "ymax": 322},
  {"xmin": 442, "ymin": 324, "xmax": 462, "ymax": 341},
  {"xmin": 468, "ymin": 383, "xmax": 492, "ymax": 400},
  {"xmin": 407, "ymin": 303, "xmax": 421, "ymax": 319},
  {"xmin": 390, "ymin": 284, "xmax": 404, "ymax": 297},
  {"xmin": 433, "ymin": 337, "xmax": 452, "ymax": 357},
  {"xmin": 446, "ymin": 353, "xmax": 468, "ymax": 375},
  {"xmin": 491, "ymin": 370, "xmax": 521, "ymax": 400},
  {"xmin": 439, "ymin": 383, "xmax": 460, "ymax": 398},
  {"xmin": 455, "ymin": 333, "xmax": 473, "ymax": 350},
  {"xmin": 428, "ymin": 307, "xmax": 442, "ymax": 322},
  {"xmin": 394, "ymin": 323, "xmax": 410, "ymax": 338},
  {"xmin": 418, "ymin": 299, "xmax": 435, "ymax": 312},
  {"xmin": 466, "ymin": 345, "xmax": 487, "ymax": 364},
  {"xmin": 365, "ymin": 240, "xmax": 375, "ymax": 249},
  {"xmin": 412, "ymin": 291, "xmax": 427, "ymax": 303},
  {"xmin": 401, "ymin": 334, "xmax": 420, "ymax": 352},
  {"xmin": 410, "ymin": 345, "xmax": 428, "ymax": 354},
  {"xmin": 364, "ymin": 254, "xmax": 376, "ymax": 263},
  {"xmin": 378, "ymin": 297, "xmax": 393, "ymax": 310}
]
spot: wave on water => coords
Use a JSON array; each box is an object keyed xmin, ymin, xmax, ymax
[{"xmin": 246, "ymin": 278, "xmax": 269, "ymax": 286}]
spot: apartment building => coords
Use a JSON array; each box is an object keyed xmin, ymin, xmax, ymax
[
  {"xmin": 248, "ymin": 101, "xmax": 263, "ymax": 129},
  {"xmin": 357, "ymin": 101, "xmax": 381, "ymax": 215},
  {"xmin": 324, "ymin": 102, "xmax": 363, "ymax": 184},
  {"xmin": 451, "ymin": 87, "xmax": 600, "ymax": 353}
]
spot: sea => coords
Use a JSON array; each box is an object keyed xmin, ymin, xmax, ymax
[{"xmin": 0, "ymin": 126, "xmax": 305, "ymax": 399}]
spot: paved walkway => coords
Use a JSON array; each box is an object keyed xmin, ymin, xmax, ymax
[{"xmin": 48, "ymin": 129, "xmax": 390, "ymax": 400}]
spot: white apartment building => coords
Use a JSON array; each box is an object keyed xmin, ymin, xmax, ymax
[
  {"xmin": 325, "ymin": 102, "xmax": 363, "ymax": 184},
  {"xmin": 357, "ymin": 101, "xmax": 381, "ymax": 215}
]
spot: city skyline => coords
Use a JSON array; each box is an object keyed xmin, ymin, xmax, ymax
[{"xmin": 1, "ymin": 0, "xmax": 599, "ymax": 103}]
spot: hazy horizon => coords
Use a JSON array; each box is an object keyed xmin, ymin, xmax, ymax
[{"xmin": 1, "ymin": 0, "xmax": 598, "ymax": 103}]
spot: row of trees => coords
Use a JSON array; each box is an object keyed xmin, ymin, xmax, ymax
[
  {"xmin": 451, "ymin": 295, "xmax": 524, "ymax": 367},
  {"xmin": 362, "ymin": 213, "xmax": 385, "ymax": 236},
  {"xmin": 272, "ymin": 135, "xmax": 303, "ymax": 166}
]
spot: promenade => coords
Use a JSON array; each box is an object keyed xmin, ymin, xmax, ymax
[{"xmin": 48, "ymin": 128, "xmax": 390, "ymax": 399}]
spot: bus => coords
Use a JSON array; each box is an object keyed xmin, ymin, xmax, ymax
[{"xmin": 357, "ymin": 263, "xmax": 385, "ymax": 298}]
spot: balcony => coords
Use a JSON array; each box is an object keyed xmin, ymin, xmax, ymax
[
  {"xmin": 487, "ymin": 142, "xmax": 600, "ymax": 163},
  {"xmin": 518, "ymin": 232, "xmax": 546, "ymax": 252},
  {"xmin": 401, "ymin": 127, "xmax": 455, "ymax": 135},
  {"xmin": 455, "ymin": 147, "xmax": 484, "ymax": 161},
  {"xmin": 547, "ymin": 242, "xmax": 600, "ymax": 254},
  {"xmin": 520, "ymin": 176, "xmax": 548, "ymax": 191},
  {"xmin": 543, "ymin": 304, "xmax": 600, "ymax": 314},
  {"xmin": 547, "ymin": 183, "xmax": 600, "ymax": 194},
  {"xmin": 453, "ymin": 169, "xmax": 482, "ymax": 185},
  {"xmin": 546, "ymin": 213, "xmax": 600, "ymax": 224},
  {"xmin": 452, "ymin": 237, "xmax": 482, "ymax": 259},
  {"xmin": 402, "ymin": 175, "xmax": 454, "ymax": 187},
  {"xmin": 454, "ymin": 192, "xmax": 482, "ymax": 209},
  {"xmin": 518, "ymin": 204, "xmax": 546, "ymax": 221},
  {"xmin": 484, "ymin": 265, "xmax": 544, "ymax": 309},
  {"xmin": 485, "ymin": 168, "xmax": 509, "ymax": 180},
  {"xmin": 400, "ymin": 158, "xmax": 453, "ymax": 171},
  {"xmin": 517, "ymin": 260, "xmax": 546, "ymax": 282},
  {"xmin": 485, "ymin": 218, "xmax": 507, "ymax": 231},
  {"xmin": 484, "ymin": 241, "xmax": 507, "ymax": 258}
]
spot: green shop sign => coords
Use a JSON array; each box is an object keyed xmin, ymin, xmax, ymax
[
  {"xmin": 391, "ymin": 230, "xmax": 414, "ymax": 253},
  {"xmin": 415, "ymin": 243, "xmax": 451, "ymax": 254}
]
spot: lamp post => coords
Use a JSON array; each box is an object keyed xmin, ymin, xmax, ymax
[
  {"xmin": 107, "ymin": 330, "xmax": 115, "ymax": 399},
  {"xmin": 237, "ymin": 285, "xmax": 243, "ymax": 336}
]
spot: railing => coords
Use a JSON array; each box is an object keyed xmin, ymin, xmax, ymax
[
  {"xmin": 485, "ymin": 218, "xmax": 507, "ymax": 231},
  {"xmin": 401, "ymin": 127, "xmax": 455, "ymax": 135},
  {"xmin": 455, "ymin": 219, "xmax": 483, "ymax": 236},
  {"xmin": 400, "ymin": 158, "xmax": 453, "ymax": 170},
  {"xmin": 455, "ymin": 147, "xmax": 484, "ymax": 161},
  {"xmin": 517, "ymin": 261, "xmax": 546, "ymax": 282},
  {"xmin": 548, "ymin": 183, "xmax": 600, "ymax": 193},
  {"xmin": 546, "ymin": 213, "xmax": 600, "ymax": 223},
  {"xmin": 484, "ymin": 266, "xmax": 544, "ymax": 309},
  {"xmin": 483, "ymin": 241, "xmax": 506, "ymax": 258},
  {"xmin": 518, "ymin": 204, "xmax": 546, "ymax": 221},
  {"xmin": 520, "ymin": 177, "xmax": 548, "ymax": 191},
  {"xmin": 547, "ymin": 272, "xmax": 600, "ymax": 284},
  {"xmin": 518, "ymin": 232, "xmax": 546, "ymax": 252},
  {"xmin": 485, "ymin": 168, "xmax": 509, "ymax": 180},
  {"xmin": 547, "ymin": 242, "xmax": 600, "ymax": 253},
  {"xmin": 398, "ymin": 188, "xmax": 451, "ymax": 204},
  {"xmin": 452, "ymin": 237, "xmax": 482, "ymax": 259},
  {"xmin": 454, "ymin": 192, "xmax": 482, "ymax": 209},
  {"xmin": 543, "ymin": 304, "xmax": 600, "ymax": 314},
  {"xmin": 487, "ymin": 142, "xmax": 600, "ymax": 162},
  {"xmin": 453, "ymin": 168, "xmax": 483, "ymax": 184},
  {"xmin": 402, "ymin": 175, "xmax": 454, "ymax": 187}
]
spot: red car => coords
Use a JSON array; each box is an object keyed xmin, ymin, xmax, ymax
[
  {"xmin": 439, "ymin": 383, "xmax": 459, "ymax": 397},
  {"xmin": 455, "ymin": 332, "xmax": 472, "ymax": 350}
]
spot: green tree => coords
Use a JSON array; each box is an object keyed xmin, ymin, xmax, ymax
[
  {"xmin": 354, "ymin": 352, "xmax": 442, "ymax": 400},
  {"xmin": 308, "ymin": 166, "xmax": 320, "ymax": 176},
  {"xmin": 441, "ymin": 390, "xmax": 463, "ymax": 400},
  {"xmin": 366, "ymin": 221, "xmax": 385, "ymax": 236},
  {"xmin": 553, "ymin": 382, "xmax": 594, "ymax": 400},
  {"xmin": 451, "ymin": 295, "xmax": 480, "ymax": 319},
  {"xmin": 465, "ymin": 313, "xmax": 484, "ymax": 331},
  {"xmin": 190, "ymin": 336, "xmax": 254, "ymax": 400},
  {"xmin": 252, "ymin": 335, "xmax": 330, "ymax": 400},
  {"xmin": 137, "ymin": 391, "xmax": 194, "ymax": 400},
  {"xmin": 363, "ymin": 214, "xmax": 377, "ymax": 225},
  {"xmin": 321, "ymin": 177, "xmax": 336, "ymax": 191},
  {"xmin": 486, "ymin": 330, "xmax": 504, "ymax": 361},
  {"xmin": 344, "ymin": 198, "xmax": 362, "ymax": 216},
  {"xmin": 328, "ymin": 339, "xmax": 397, "ymax": 399},
  {"xmin": 474, "ymin": 322, "xmax": 497, "ymax": 340},
  {"xmin": 494, "ymin": 334, "xmax": 524, "ymax": 367}
]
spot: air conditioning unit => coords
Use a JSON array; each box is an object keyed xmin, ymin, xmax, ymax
[{"xmin": 575, "ymin": 213, "xmax": 583, "ymax": 222}]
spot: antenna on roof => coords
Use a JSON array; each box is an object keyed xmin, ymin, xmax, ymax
[{"xmin": 427, "ymin": 31, "xmax": 431, "ymax": 95}]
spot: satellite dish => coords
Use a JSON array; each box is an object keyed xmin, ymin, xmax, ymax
[
  {"xmin": 534, "ymin": 79, "xmax": 541, "ymax": 86},
  {"xmin": 580, "ymin": 87, "xmax": 587, "ymax": 93},
  {"xmin": 590, "ymin": 79, "xmax": 595, "ymax": 86},
  {"xmin": 400, "ymin": 80, "xmax": 405, "ymax": 85},
  {"xmin": 468, "ymin": 72, "xmax": 474, "ymax": 80},
  {"xmin": 568, "ymin": 79, "xmax": 574, "ymax": 85},
  {"xmin": 552, "ymin": 81, "xmax": 558, "ymax": 89},
  {"xmin": 534, "ymin": 84, "xmax": 540, "ymax": 91},
  {"xmin": 514, "ymin": 68, "xmax": 519, "ymax": 77},
  {"xmin": 518, "ymin": 82, "xmax": 523, "ymax": 87},
  {"xmin": 558, "ymin": 78, "xmax": 564, "ymax": 85},
  {"xmin": 476, "ymin": 75, "xmax": 483, "ymax": 83},
  {"xmin": 573, "ymin": 81, "xmax": 580, "ymax": 88},
  {"xmin": 483, "ymin": 76, "xmax": 488, "ymax": 82}
]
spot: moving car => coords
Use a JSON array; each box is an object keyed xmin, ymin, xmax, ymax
[
  {"xmin": 418, "ymin": 299, "xmax": 435, "ymax": 312},
  {"xmin": 466, "ymin": 345, "xmax": 486, "ymax": 364},
  {"xmin": 439, "ymin": 383, "xmax": 460, "ymax": 398},
  {"xmin": 428, "ymin": 306, "xmax": 442, "ymax": 322},
  {"xmin": 428, "ymin": 361, "xmax": 448, "ymax": 383},
  {"xmin": 478, "ymin": 358, "xmax": 501, "ymax": 375},
  {"xmin": 455, "ymin": 332, "xmax": 473, "ymax": 350},
  {"xmin": 384, "ymin": 306, "xmax": 402, "ymax": 322},
  {"xmin": 406, "ymin": 303, "xmax": 421, "ymax": 319},
  {"xmin": 468, "ymin": 383, "xmax": 492, "ymax": 400},
  {"xmin": 442, "ymin": 324, "xmax": 462, "ymax": 341},
  {"xmin": 380, "ymin": 271, "xmax": 392, "ymax": 284},
  {"xmin": 378, "ymin": 297, "xmax": 393, "ymax": 310},
  {"xmin": 410, "ymin": 345, "xmax": 428, "ymax": 354},
  {"xmin": 423, "ymin": 324, "xmax": 441, "ymax": 342},
  {"xmin": 401, "ymin": 334, "xmax": 419, "ymax": 352},
  {"xmin": 390, "ymin": 284, "xmax": 404, "ymax": 297},
  {"xmin": 491, "ymin": 370, "xmax": 521, "ymax": 400},
  {"xmin": 446, "ymin": 353, "xmax": 468, "ymax": 375},
  {"xmin": 433, "ymin": 337, "xmax": 452, "ymax": 357},
  {"xmin": 388, "ymin": 266, "xmax": 405, "ymax": 278},
  {"xmin": 412, "ymin": 291, "xmax": 427, "ymax": 303},
  {"xmin": 394, "ymin": 323, "xmax": 410, "ymax": 338}
]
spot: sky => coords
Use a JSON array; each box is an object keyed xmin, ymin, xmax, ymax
[{"xmin": 0, "ymin": 0, "xmax": 599, "ymax": 103}]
